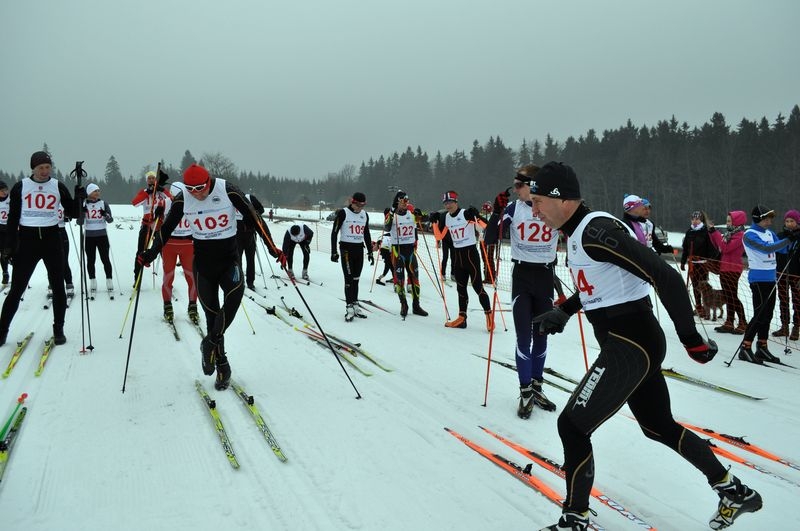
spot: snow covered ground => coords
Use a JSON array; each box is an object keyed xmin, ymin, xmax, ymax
[{"xmin": 0, "ymin": 205, "xmax": 797, "ymax": 531}]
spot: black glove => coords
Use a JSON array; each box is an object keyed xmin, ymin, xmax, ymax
[
  {"xmin": 153, "ymin": 206, "xmax": 165, "ymax": 221},
  {"xmin": 74, "ymin": 185, "xmax": 87, "ymax": 202},
  {"xmin": 138, "ymin": 248, "xmax": 159, "ymax": 267},
  {"xmin": 465, "ymin": 206, "xmax": 479, "ymax": 218},
  {"xmin": 428, "ymin": 211, "xmax": 440, "ymax": 223},
  {"xmin": 331, "ymin": 253, "xmax": 340, "ymax": 263},
  {"xmin": 146, "ymin": 185, "xmax": 154, "ymax": 194},
  {"xmin": 368, "ymin": 253, "xmax": 374, "ymax": 265},
  {"xmin": 392, "ymin": 191, "xmax": 407, "ymax": 210},
  {"xmin": 532, "ymin": 307, "xmax": 570, "ymax": 335},
  {"xmin": 158, "ymin": 169, "xmax": 170, "ymax": 186},
  {"xmin": 493, "ymin": 190, "xmax": 510, "ymax": 212},
  {"xmin": 413, "ymin": 208, "xmax": 423, "ymax": 217},
  {"xmin": 682, "ymin": 333, "xmax": 718, "ymax": 364}
]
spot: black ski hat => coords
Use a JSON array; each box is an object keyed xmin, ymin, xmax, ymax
[
  {"xmin": 30, "ymin": 151, "xmax": 52, "ymax": 169},
  {"xmin": 0, "ymin": 181, "xmax": 7, "ymax": 191},
  {"xmin": 352, "ymin": 192, "xmax": 366, "ymax": 203},
  {"xmin": 290, "ymin": 224, "xmax": 301, "ymax": 236},
  {"xmin": 751, "ymin": 205, "xmax": 775, "ymax": 223},
  {"xmin": 530, "ymin": 162, "xmax": 581, "ymax": 200}
]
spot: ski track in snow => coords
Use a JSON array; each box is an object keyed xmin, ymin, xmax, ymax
[{"xmin": 0, "ymin": 206, "xmax": 797, "ymax": 530}]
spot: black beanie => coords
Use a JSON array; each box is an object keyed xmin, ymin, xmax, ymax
[
  {"xmin": 751, "ymin": 205, "xmax": 775, "ymax": 223},
  {"xmin": 290, "ymin": 225, "xmax": 301, "ymax": 236},
  {"xmin": 530, "ymin": 161, "xmax": 581, "ymax": 200},
  {"xmin": 352, "ymin": 192, "xmax": 366, "ymax": 203},
  {"xmin": 30, "ymin": 151, "xmax": 52, "ymax": 169},
  {"xmin": 0, "ymin": 181, "xmax": 7, "ymax": 191}
]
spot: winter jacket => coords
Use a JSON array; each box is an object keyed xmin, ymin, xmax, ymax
[
  {"xmin": 708, "ymin": 210, "xmax": 746, "ymax": 273},
  {"xmin": 680, "ymin": 223, "xmax": 719, "ymax": 267},
  {"xmin": 775, "ymin": 228, "xmax": 800, "ymax": 277}
]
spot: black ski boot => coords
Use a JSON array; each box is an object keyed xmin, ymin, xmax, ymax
[
  {"xmin": 400, "ymin": 297, "xmax": 409, "ymax": 318},
  {"xmin": 188, "ymin": 302, "xmax": 199, "ymax": 325},
  {"xmin": 754, "ymin": 341, "xmax": 780, "ymax": 363},
  {"xmin": 163, "ymin": 301, "xmax": 174, "ymax": 323},
  {"xmin": 737, "ymin": 343, "xmax": 763, "ymax": 365},
  {"xmin": 539, "ymin": 511, "xmax": 590, "ymax": 530},
  {"xmin": 412, "ymin": 300, "xmax": 428, "ymax": 317},
  {"xmin": 200, "ymin": 335, "xmax": 221, "ymax": 375},
  {"xmin": 214, "ymin": 354, "xmax": 231, "ymax": 391},
  {"xmin": 709, "ymin": 471, "xmax": 762, "ymax": 529},
  {"xmin": 517, "ymin": 383, "xmax": 534, "ymax": 419},
  {"xmin": 53, "ymin": 324, "xmax": 67, "ymax": 345},
  {"xmin": 531, "ymin": 379, "xmax": 557, "ymax": 411},
  {"xmin": 0, "ymin": 328, "xmax": 8, "ymax": 347}
]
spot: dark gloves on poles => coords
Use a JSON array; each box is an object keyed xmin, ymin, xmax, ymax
[
  {"xmin": 158, "ymin": 169, "xmax": 170, "ymax": 186},
  {"xmin": 464, "ymin": 206, "xmax": 479, "ymax": 218},
  {"xmin": 74, "ymin": 185, "xmax": 87, "ymax": 203},
  {"xmin": 276, "ymin": 251, "xmax": 287, "ymax": 268},
  {"xmin": 682, "ymin": 334, "xmax": 718, "ymax": 364},
  {"xmin": 331, "ymin": 253, "xmax": 340, "ymax": 263},
  {"xmin": 138, "ymin": 248, "xmax": 159, "ymax": 267},
  {"xmin": 367, "ymin": 253, "xmax": 374, "ymax": 265},
  {"xmin": 493, "ymin": 190, "xmax": 510, "ymax": 212},
  {"xmin": 532, "ymin": 307, "xmax": 570, "ymax": 335}
]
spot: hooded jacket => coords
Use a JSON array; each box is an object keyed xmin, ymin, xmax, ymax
[{"xmin": 709, "ymin": 210, "xmax": 746, "ymax": 273}]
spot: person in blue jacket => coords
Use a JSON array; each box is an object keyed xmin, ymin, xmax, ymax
[{"xmin": 737, "ymin": 205, "xmax": 796, "ymax": 364}]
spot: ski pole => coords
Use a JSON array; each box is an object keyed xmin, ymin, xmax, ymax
[
  {"xmin": 368, "ymin": 235, "xmax": 380, "ymax": 293},
  {"xmin": 240, "ymin": 300, "xmax": 256, "ymax": 335},
  {"xmin": 479, "ymin": 239, "xmax": 507, "ymax": 332},
  {"xmin": 253, "ymin": 239, "xmax": 269, "ymax": 292},
  {"xmin": 70, "ymin": 161, "xmax": 94, "ymax": 354},
  {"xmin": 0, "ymin": 393, "xmax": 27, "ymax": 440},
  {"xmin": 259, "ymin": 238, "xmax": 284, "ymax": 288},
  {"xmin": 108, "ymin": 243, "xmax": 124, "ymax": 294}
]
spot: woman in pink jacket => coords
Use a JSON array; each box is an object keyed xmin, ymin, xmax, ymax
[{"xmin": 710, "ymin": 210, "xmax": 748, "ymax": 333}]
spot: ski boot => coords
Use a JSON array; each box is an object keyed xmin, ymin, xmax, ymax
[
  {"xmin": 445, "ymin": 313, "xmax": 467, "ymax": 329},
  {"xmin": 484, "ymin": 311, "xmax": 494, "ymax": 332},
  {"xmin": 188, "ymin": 302, "xmax": 200, "ymax": 325},
  {"xmin": 517, "ymin": 383, "xmax": 534, "ymax": 419},
  {"xmin": 376, "ymin": 278, "xmax": 386, "ymax": 286},
  {"xmin": 709, "ymin": 471, "xmax": 762, "ymax": 529},
  {"xmin": 754, "ymin": 341, "xmax": 780, "ymax": 363},
  {"xmin": 353, "ymin": 304, "xmax": 367, "ymax": 319},
  {"xmin": 65, "ymin": 283, "xmax": 75, "ymax": 298},
  {"xmin": 90, "ymin": 278, "xmax": 97, "ymax": 297},
  {"xmin": 1, "ymin": 273, "xmax": 8, "ymax": 285},
  {"xmin": 302, "ymin": 269, "xmax": 309, "ymax": 281},
  {"xmin": 737, "ymin": 343, "xmax": 762, "ymax": 365},
  {"xmin": 53, "ymin": 324, "xmax": 67, "ymax": 346},
  {"xmin": 163, "ymin": 301, "xmax": 174, "ymax": 324},
  {"xmin": 106, "ymin": 278, "xmax": 114, "ymax": 292},
  {"xmin": 345, "ymin": 303, "xmax": 356, "ymax": 322},
  {"xmin": 532, "ymin": 379, "xmax": 557, "ymax": 411},
  {"xmin": 412, "ymin": 300, "xmax": 428, "ymax": 317},
  {"xmin": 771, "ymin": 324, "xmax": 789, "ymax": 337},
  {"xmin": 539, "ymin": 511, "xmax": 590, "ymax": 530},
  {"xmin": 214, "ymin": 354, "xmax": 231, "ymax": 391},
  {"xmin": 200, "ymin": 335, "xmax": 221, "ymax": 375},
  {"xmin": 400, "ymin": 297, "xmax": 409, "ymax": 318},
  {"xmin": 287, "ymin": 269, "xmax": 295, "ymax": 280},
  {"xmin": 0, "ymin": 328, "xmax": 7, "ymax": 347}
]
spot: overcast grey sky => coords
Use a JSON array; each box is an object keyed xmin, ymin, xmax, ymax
[{"xmin": 1, "ymin": 0, "xmax": 797, "ymax": 180}]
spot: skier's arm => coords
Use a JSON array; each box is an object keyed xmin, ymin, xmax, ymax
[
  {"xmin": 743, "ymin": 231, "xmax": 791, "ymax": 254},
  {"xmin": 228, "ymin": 182, "xmax": 281, "ymax": 258}
]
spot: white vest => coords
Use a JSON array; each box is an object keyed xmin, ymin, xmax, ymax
[
  {"xmin": 84, "ymin": 200, "xmax": 108, "ymax": 231},
  {"xmin": 508, "ymin": 200, "xmax": 558, "ymax": 263},
  {"xmin": 20, "ymin": 178, "xmax": 60, "ymax": 227},
  {"xmin": 743, "ymin": 228, "xmax": 777, "ymax": 271},
  {"xmin": 289, "ymin": 227, "xmax": 307, "ymax": 243},
  {"xmin": 568, "ymin": 212, "xmax": 651, "ymax": 311},
  {"xmin": 0, "ymin": 198, "xmax": 9, "ymax": 226},
  {"xmin": 339, "ymin": 208, "xmax": 368, "ymax": 244},
  {"xmin": 389, "ymin": 210, "xmax": 416, "ymax": 245},
  {"xmin": 182, "ymin": 179, "xmax": 237, "ymax": 241},
  {"xmin": 167, "ymin": 183, "xmax": 193, "ymax": 237},
  {"xmin": 643, "ymin": 219, "xmax": 655, "ymax": 249},
  {"xmin": 445, "ymin": 209, "xmax": 477, "ymax": 249},
  {"xmin": 381, "ymin": 233, "xmax": 391, "ymax": 250}
]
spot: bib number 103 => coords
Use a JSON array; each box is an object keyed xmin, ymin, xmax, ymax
[{"xmin": 192, "ymin": 214, "xmax": 229, "ymax": 231}]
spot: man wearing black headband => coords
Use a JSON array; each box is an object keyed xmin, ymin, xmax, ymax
[
  {"xmin": 330, "ymin": 192, "xmax": 374, "ymax": 321},
  {"xmin": 528, "ymin": 161, "xmax": 761, "ymax": 531}
]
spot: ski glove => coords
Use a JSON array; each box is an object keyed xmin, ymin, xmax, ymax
[
  {"xmin": 683, "ymin": 335, "xmax": 718, "ymax": 364},
  {"xmin": 74, "ymin": 185, "xmax": 87, "ymax": 203},
  {"xmin": 413, "ymin": 208, "xmax": 423, "ymax": 217},
  {"xmin": 493, "ymin": 189, "xmax": 510, "ymax": 213},
  {"xmin": 532, "ymin": 307, "xmax": 570, "ymax": 335},
  {"xmin": 158, "ymin": 169, "xmax": 170, "ymax": 186},
  {"xmin": 464, "ymin": 206, "xmax": 479, "ymax": 219},
  {"xmin": 367, "ymin": 253, "xmax": 374, "ymax": 265},
  {"xmin": 138, "ymin": 248, "xmax": 159, "ymax": 267},
  {"xmin": 331, "ymin": 253, "xmax": 340, "ymax": 263},
  {"xmin": 428, "ymin": 211, "xmax": 440, "ymax": 223},
  {"xmin": 276, "ymin": 251, "xmax": 287, "ymax": 268}
]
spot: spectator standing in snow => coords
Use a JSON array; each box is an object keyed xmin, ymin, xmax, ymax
[
  {"xmin": 680, "ymin": 210, "xmax": 719, "ymax": 318},
  {"xmin": 708, "ymin": 210, "xmax": 748, "ymax": 334},
  {"xmin": 772, "ymin": 209, "xmax": 800, "ymax": 340}
]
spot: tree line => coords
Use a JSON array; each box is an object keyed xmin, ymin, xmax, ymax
[{"xmin": 2, "ymin": 104, "xmax": 797, "ymax": 231}]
